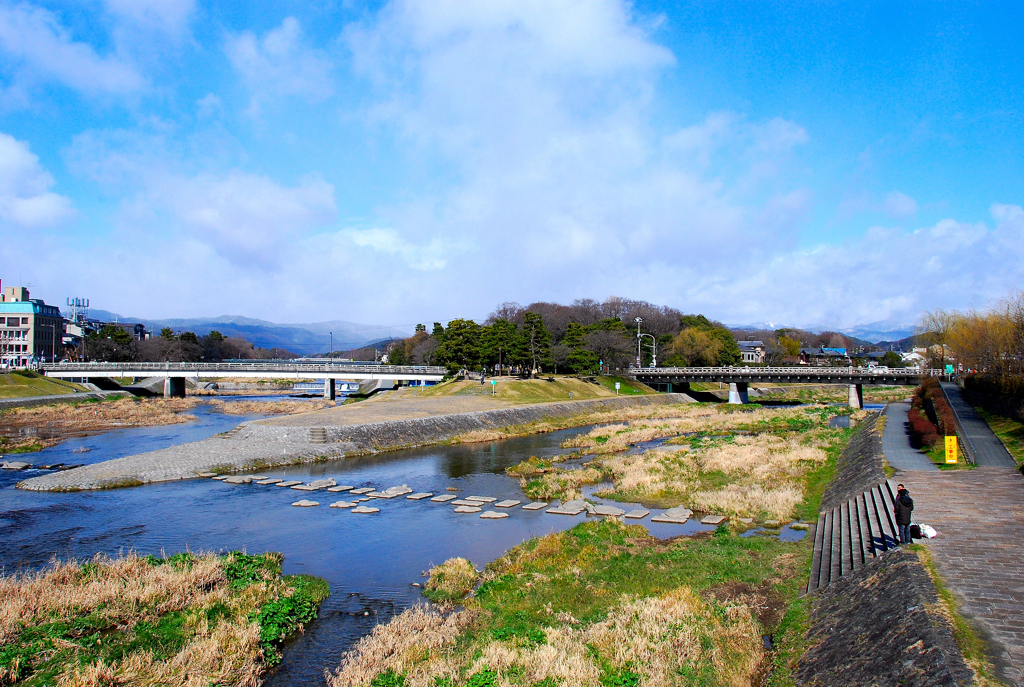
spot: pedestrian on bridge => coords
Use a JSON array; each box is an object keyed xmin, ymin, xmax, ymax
[{"xmin": 894, "ymin": 483, "xmax": 914, "ymax": 544}]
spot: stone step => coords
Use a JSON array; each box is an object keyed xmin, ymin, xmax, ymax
[{"xmin": 807, "ymin": 479, "xmax": 906, "ymax": 594}]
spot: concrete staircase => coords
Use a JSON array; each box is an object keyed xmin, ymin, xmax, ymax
[{"xmin": 807, "ymin": 480, "xmax": 900, "ymax": 593}]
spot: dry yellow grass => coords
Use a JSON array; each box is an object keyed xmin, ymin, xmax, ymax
[
  {"xmin": 207, "ymin": 399, "xmax": 335, "ymax": 416},
  {"xmin": 424, "ymin": 558, "xmax": 478, "ymax": 602},
  {"xmin": 328, "ymin": 606, "xmax": 479, "ymax": 687},
  {"xmin": 597, "ymin": 430, "xmax": 830, "ymax": 518},
  {"xmin": 0, "ymin": 398, "xmax": 199, "ymax": 449},
  {"xmin": 0, "ymin": 552, "xmax": 317, "ymax": 687},
  {"xmin": 328, "ymin": 586, "xmax": 763, "ymax": 687}
]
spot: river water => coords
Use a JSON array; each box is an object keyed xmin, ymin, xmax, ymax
[{"xmin": 0, "ymin": 400, "xmax": 760, "ymax": 684}]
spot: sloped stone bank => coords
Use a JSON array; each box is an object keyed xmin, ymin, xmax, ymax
[
  {"xmin": 17, "ymin": 394, "xmax": 689, "ymax": 491},
  {"xmin": 820, "ymin": 412, "xmax": 884, "ymax": 511},
  {"xmin": 795, "ymin": 549, "xmax": 972, "ymax": 686}
]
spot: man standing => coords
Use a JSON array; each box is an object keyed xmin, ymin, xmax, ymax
[{"xmin": 894, "ymin": 483, "xmax": 914, "ymax": 545}]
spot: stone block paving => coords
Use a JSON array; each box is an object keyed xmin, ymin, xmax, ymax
[{"xmin": 908, "ymin": 467, "xmax": 1024, "ymax": 686}]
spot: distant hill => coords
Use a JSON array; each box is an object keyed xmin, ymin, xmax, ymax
[{"xmin": 64, "ymin": 310, "xmax": 410, "ymax": 354}]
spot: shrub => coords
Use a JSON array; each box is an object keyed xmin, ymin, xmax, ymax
[{"xmin": 424, "ymin": 558, "xmax": 477, "ymax": 603}]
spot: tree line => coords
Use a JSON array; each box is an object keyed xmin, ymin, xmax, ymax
[
  {"xmin": 78, "ymin": 326, "xmax": 295, "ymax": 362},
  {"xmin": 380, "ymin": 298, "xmax": 741, "ymax": 374},
  {"xmin": 920, "ymin": 290, "xmax": 1024, "ymax": 377}
]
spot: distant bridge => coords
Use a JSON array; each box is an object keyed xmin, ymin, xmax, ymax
[
  {"xmin": 627, "ymin": 366, "xmax": 947, "ymax": 408},
  {"xmin": 42, "ymin": 362, "xmax": 447, "ymax": 399}
]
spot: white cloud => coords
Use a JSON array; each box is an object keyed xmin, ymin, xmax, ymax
[
  {"xmin": 884, "ymin": 191, "xmax": 918, "ymax": 217},
  {"xmin": 0, "ymin": 4, "xmax": 144, "ymax": 94},
  {"xmin": 0, "ymin": 132, "xmax": 74, "ymax": 228},
  {"xmin": 226, "ymin": 17, "xmax": 333, "ymax": 110},
  {"xmin": 145, "ymin": 171, "xmax": 338, "ymax": 268},
  {"xmin": 104, "ymin": 0, "xmax": 195, "ymax": 35}
]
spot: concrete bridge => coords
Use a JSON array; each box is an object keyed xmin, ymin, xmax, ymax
[
  {"xmin": 627, "ymin": 366, "xmax": 947, "ymax": 408},
  {"xmin": 41, "ymin": 362, "xmax": 447, "ymax": 400}
]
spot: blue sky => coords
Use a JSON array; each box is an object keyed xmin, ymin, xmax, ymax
[{"xmin": 1, "ymin": 0, "xmax": 1021, "ymax": 331}]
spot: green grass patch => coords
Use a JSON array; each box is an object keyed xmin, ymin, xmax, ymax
[
  {"xmin": 593, "ymin": 375, "xmax": 654, "ymax": 396},
  {"xmin": 0, "ymin": 551, "xmax": 328, "ymax": 685},
  {"xmin": 975, "ymin": 407, "xmax": 1024, "ymax": 466},
  {"xmin": 0, "ymin": 371, "xmax": 87, "ymax": 399}
]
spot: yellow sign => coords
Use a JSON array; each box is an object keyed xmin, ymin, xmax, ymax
[{"xmin": 945, "ymin": 435, "xmax": 958, "ymax": 464}]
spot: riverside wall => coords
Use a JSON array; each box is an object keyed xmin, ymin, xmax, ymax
[{"xmin": 17, "ymin": 393, "xmax": 690, "ymax": 492}]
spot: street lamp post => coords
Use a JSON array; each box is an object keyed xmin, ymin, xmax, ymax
[{"xmin": 634, "ymin": 317, "xmax": 643, "ymax": 368}]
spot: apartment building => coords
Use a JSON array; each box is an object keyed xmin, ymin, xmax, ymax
[{"xmin": 0, "ymin": 283, "xmax": 64, "ymax": 368}]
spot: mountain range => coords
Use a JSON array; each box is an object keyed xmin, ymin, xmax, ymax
[{"xmin": 74, "ymin": 310, "xmax": 410, "ymax": 354}]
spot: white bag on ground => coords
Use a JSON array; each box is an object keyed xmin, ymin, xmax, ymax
[{"xmin": 919, "ymin": 524, "xmax": 938, "ymax": 539}]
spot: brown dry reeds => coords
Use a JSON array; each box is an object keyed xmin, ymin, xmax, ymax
[
  {"xmin": 0, "ymin": 397, "xmax": 199, "ymax": 438},
  {"xmin": 207, "ymin": 399, "xmax": 335, "ymax": 416}
]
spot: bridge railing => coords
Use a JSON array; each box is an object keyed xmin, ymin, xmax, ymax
[
  {"xmin": 630, "ymin": 366, "xmax": 946, "ymax": 378},
  {"xmin": 41, "ymin": 362, "xmax": 448, "ymax": 375}
]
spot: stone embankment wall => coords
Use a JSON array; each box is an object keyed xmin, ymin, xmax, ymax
[
  {"xmin": 797, "ymin": 409, "xmax": 973, "ymax": 686},
  {"xmin": 794, "ymin": 548, "xmax": 972, "ymax": 686},
  {"xmin": 820, "ymin": 413, "xmax": 884, "ymax": 512},
  {"xmin": 17, "ymin": 394, "xmax": 689, "ymax": 492}
]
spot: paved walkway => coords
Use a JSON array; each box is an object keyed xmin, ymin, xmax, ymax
[
  {"xmin": 941, "ymin": 383, "xmax": 1017, "ymax": 467},
  {"xmin": 882, "ymin": 402, "xmax": 938, "ymax": 471},
  {"xmin": 908, "ymin": 468, "xmax": 1024, "ymax": 686}
]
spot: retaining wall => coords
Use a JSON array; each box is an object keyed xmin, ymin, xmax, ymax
[
  {"xmin": 820, "ymin": 413, "xmax": 884, "ymax": 512},
  {"xmin": 17, "ymin": 393, "xmax": 690, "ymax": 491}
]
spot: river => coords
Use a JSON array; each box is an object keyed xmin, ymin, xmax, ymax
[{"xmin": 0, "ymin": 399, "xmax": 759, "ymax": 684}]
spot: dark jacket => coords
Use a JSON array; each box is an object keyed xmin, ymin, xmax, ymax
[{"xmin": 894, "ymin": 492, "xmax": 914, "ymax": 526}]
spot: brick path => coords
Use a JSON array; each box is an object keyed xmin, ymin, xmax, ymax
[
  {"xmin": 882, "ymin": 403, "xmax": 939, "ymax": 471},
  {"xmin": 906, "ymin": 468, "xmax": 1024, "ymax": 685}
]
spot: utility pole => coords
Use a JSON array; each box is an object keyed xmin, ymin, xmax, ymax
[{"xmin": 330, "ymin": 331, "xmax": 333, "ymax": 366}]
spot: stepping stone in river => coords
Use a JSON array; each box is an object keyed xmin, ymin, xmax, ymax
[
  {"xmin": 291, "ymin": 484, "xmax": 321, "ymax": 491},
  {"xmin": 651, "ymin": 506, "xmax": 693, "ymax": 524},
  {"xmin": 328, "ymin": 485, "xmax": 354, "ymax": 492},
  {"xmin": 763, "ymin": 520, "xmax": 782, "ymax": 528},
  {"xmin": 739, "ymin": 517, "xmax": 754, "ymax": 524},
  {"xmin": 350, "ymin": 487, "xmax": 375, "ymax": 495},
  {"xmin": 790, "ymin": 523, "xmax": 809, "ymax": 530},
  {"xmin": 308, "ymin": 479, "xmax": 337, "ymax": 489},
  {"xmin": 407, "ymin": 493, "xmax": 434, "ymax": 500},
  {"xmin": 367, "ymin": 491, "xmax": 397, "ymax": 499},
  {"xmin": 465, "ymin": 496, "xmax": 497, "ymax": 503},
  {"xmin": 256, "ymin": 478, "xmax": 283, "ymax": 485},
  {"xmin": 594, "ymin": 505, "xmax": 626, "ymax": 517},
  {"xmin": 197, "ymin": 472, "xmax": 217, "ymax": 478},
  {"xmin": 248, "ymin": 475, "xmax": 268, "ymax": 480},
  {"xmin": 211, "ymin": 475, "xmax": 229, "ymax": 481},
  {"xmin": 330, "ymin": 501, "xmax": 356, "ymax": 508},
  {"xmin": 624, "ymin": 509, "xmax": 649, "ymax": 519},
  {"xmin": 353, "ymin": 497, "xmax": 371, "ymax": 502},
  {"xmin": 480, "ymin": 511, "xmax": 509, "ymax": 519},
  {"xmin": 701, "ymin": 515, "xmax": 727, "ymax": 525},
  {"xmin": 351, "ymin": 505, "xmax": 380, "ymax": 514},
  {"xmin": 224, "ymin": 476, "xmax": 248, "ymax": 484},
  {"xmin": 1, "ymin": 461, "xmax": 30, "ymax": 470},
  {"xmin": 431, "ymin": 494, "xmax": 457, "ymax": 503},
  {"xmin": 275, "ymin": 480, "xmax": 302, "ymax": 487},
  {"xmin": 454, "ymin": 505, "xmax": 482, "ymax": 513},
  {"xmin": 451, "ymin": 499, "xmax": 482, "ymax": 507},
  {"xmin": 522, "ymin": 502, "xmax": 548, "ymax": 510},
  {"xmin": 494, "ymin": 500, "xmax": 521, "ymax": 508},
  {"xmin": 384, "ymin": 485, "xmax": 413, "ymax": 496},
  {"xmin": 291, "ymin": 500, "xmax": 319, "ymax": 507},
  {"xmin": 547, "ymin": 505, "xmax": 586, "ymax": 515}
]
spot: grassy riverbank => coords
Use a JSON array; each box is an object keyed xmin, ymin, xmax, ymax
[
  {"xmin": 0, "ymin": 372, "xmax": 86, "ymax": 399},
  {"xmin": 331, "ymin": 520, "xmax": 810, "ymax": 687},
  {"xmin": 975, "ymin": 407, "xmax": 1024, "ymax": 466},
  {"xmin": 330, "ymin": 404, "xmax": 855, "ymax": 686},
  {"xmin": 414, "ymin": 376, "xmax": 653, "ymax": 405},
  {"xmin": 0, "ymin": 551, "xmax": 328, "ymax": 686}
]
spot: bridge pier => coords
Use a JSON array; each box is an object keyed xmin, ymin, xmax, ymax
[
  {"xmin": 163, "ymin": 377, "xmax": 185, "ymax": 399},
  {"xmin": 728, "ymin": 382, "xmax": 749, "ymax": 404},
  {"xmin": 848, "ymin": 383, "xmax": 863, "ymax": 409},
  {"xmin": 323, "ymin": 378, "xmax": 335, "ymax": 401}
]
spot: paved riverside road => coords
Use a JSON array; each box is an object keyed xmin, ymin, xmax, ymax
[
  {"xmin": 941, "ymin": 383, "xmax": 1017, "ymax": 467},
  {"xmin": 911, "ymin": 468, "xmax": 1024, "ymax": 686},
  {"xmin": 882, "ymin": 402, "xmax": 938, "ymax": 471}
]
